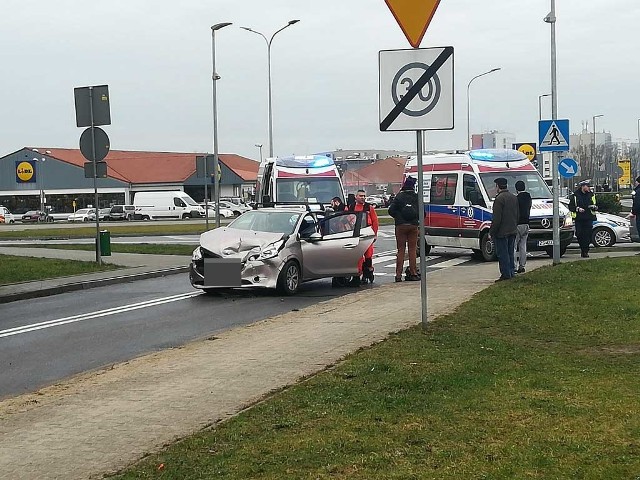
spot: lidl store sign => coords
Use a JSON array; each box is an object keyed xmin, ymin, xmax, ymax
[{"xmin": 16, "ymin": 160, "xmax": 36, "ymax": 183}]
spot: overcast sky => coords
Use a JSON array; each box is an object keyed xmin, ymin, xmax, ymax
[{"xmin": 1, "ymin": 0, "xmax": 638, "ymax": 161}]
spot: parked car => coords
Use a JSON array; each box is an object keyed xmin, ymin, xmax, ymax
[
  {"xmin": 21, "ymin": 210, "xmax": 53, "ymax": 223},
  {"xmin": 189, "ymin": 208, "xmax": 375, "ymax": 295},
  {"xmin": 560, "ymin": 197, "xmax": 630, "ymax": 247},
  {"xmin": 87, "ymin": 208, "xmax": 112, "ymax": 221},
  {"xmin": 365, "ymin": 195, "xmax": 387, "ymax": 208},
  {"xmin": 199, "ymin": 203, "xmax": 235, "ymax": 218},
  {"xmin": 219, "ymin": 200, "xmax": 251, "ymax": 216},
  {"xmin": 67, "ymin": 208, "xmax": 92, "ymax": 222},
  {"xmin": 108, "ymin": 205, "xmax": 135, "ymax": 221},
  {"xmin": 0, "ymin": 206, "xmax": 16, "ymax": 224}
]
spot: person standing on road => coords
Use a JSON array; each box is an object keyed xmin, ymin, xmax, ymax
[
  {"xmin": 388, "ymin": 176, "xmax": 420, "ymax": 282},
  {"xmin": 348, "ymin": 189, "xmax": 379, "ymax": 285},
  {"xmin": 489, "ymin": 177, "xmax": 519, "ymax": 281},
  {"xmin": 514, "ymin": 180, "xmax": 532, "ymax": 273},
  {"xmin": 569, "ymin": 179, "xmax": 598, "ymax": 258},
  {"xmin": 631, "ymin": 176, "xmax": 640, "ymax": 236}
]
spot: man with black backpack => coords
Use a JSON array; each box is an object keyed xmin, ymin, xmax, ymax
[{"xmin": 388, "ymin": 177, "xmax": 420, "ymax": 282}]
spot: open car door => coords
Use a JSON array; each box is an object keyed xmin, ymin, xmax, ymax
[{"xmin": 299, "ymin": 211, "xmax": 375, "ymax": 278}]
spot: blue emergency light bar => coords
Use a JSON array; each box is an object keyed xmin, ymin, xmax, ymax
[
  {"xmin": 275, "ymin": 155, "xmax": 335, "ymax": 168},
  {"xmin": 469, "ymin": 149, "xmax": 528, "ymax": 162}
]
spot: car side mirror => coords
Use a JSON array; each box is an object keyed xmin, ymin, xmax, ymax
[{"xmin": 306, "ymin": 232, "xmax": 322, "ymax": 242}]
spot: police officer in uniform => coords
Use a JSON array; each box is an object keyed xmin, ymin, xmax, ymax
[{"xmin": 568, "ymin": 179, "xmax": 598, "ymax": 258}]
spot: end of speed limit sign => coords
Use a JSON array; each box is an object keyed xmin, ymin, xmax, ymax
[{"xmin": 379, "ymin": 46, "xmax": 454, "ymax": 132}]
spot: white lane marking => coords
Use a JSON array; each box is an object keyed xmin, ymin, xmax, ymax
[
  {"xmin": 372, "ymin": 255, "xmax": 397, "ymax": 265},
  {"xmin": 430, "ymin": 258, "xmax": 469, "ymax": 269},
  {"xmin": 0, "ymin": 292, "xmax": 201, "ymax": 339}
]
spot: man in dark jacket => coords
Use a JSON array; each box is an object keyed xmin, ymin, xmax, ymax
[
  {"xmin": 514, "ymin": 180, "xmax": 532, "ymax": 273},
  {"xmin": 388, "ymin": 176, "xmax": 420, "ymax": 282},
  {"xmin": 569, "ymin": 179, "xmax": 598, "ymax": 257},
  {"xmin": 489, "ymin": 177, "xmax": 519, "ymax": 281},
  {"xmin": 631, "ymin": 176, "xmax": 640, "ymax": 238}
]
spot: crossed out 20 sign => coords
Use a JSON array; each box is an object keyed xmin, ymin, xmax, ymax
[{"xmin": 379, "ymin": 46, "xmax": 454, "ymax": 132}]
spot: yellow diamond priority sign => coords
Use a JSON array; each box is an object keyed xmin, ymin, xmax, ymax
[{"xmin": 385, "ymin": 0, "xmax": 441, "ymax": 48}]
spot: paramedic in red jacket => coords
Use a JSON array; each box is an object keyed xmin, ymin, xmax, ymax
[{"xmin": 349, "ymin": 189, "xmax": 379, "ymax": 284}]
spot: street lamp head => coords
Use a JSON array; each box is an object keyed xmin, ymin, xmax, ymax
[
  {"xmin": 288, "ymin": 19, "xmax": 300, "ymax": 25},
  {"xmin": 211, "ymin": 22, "xmax": 232, "ymax": 31},
  {"xmin": 255, "ymin": 144, "xmax": 263, "ymax": 148},
  {"xmin": 489, "ymin": 67, "xmax": 501, "ymax": 73},
  {"xmin": 240, "ymin": 26, "xmax": 254, "ymax": 32}
]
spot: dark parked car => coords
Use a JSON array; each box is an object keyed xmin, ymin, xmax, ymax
[{"xmin": 21, "ymin": 210, "xmax": 53, "ymax": 223}]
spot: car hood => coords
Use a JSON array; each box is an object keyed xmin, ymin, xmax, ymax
[
  {"xmin": 199, "ymin": 227, "xmax": 287, "ymax": 258},
  {"xmin": 597, "ymin": 212, "xmax": 628, "ymax": 225}
]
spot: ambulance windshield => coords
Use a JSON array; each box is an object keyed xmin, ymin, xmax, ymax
[
  {"xmin": 276, "ymin": 178, "xmax": 343, "ymax": 204},
  {"xmin": 480, "ymin": 172, "xmax": 552, "ymax": 200}
]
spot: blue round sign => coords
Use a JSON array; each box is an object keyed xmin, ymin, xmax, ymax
[{"xmin": 558, "ymin": 158, "xmax": 578, "ymax": 178}]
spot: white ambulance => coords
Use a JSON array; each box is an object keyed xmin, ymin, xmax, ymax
[
  {"xmin": 405, "ymin": 149, "xmax": 574, "ymax": 260},
  {"xmin": 256, "ymin": 154, "xmax": 345, "ymax": 207}
]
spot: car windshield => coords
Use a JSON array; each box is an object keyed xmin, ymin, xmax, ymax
[
  {"xmin": 228, "ymin": 210, "xmax": 301, "ymax": 234},
  {"xmin": 276, "ymin": 178, "xmax": 343, "ymax": 204},
  {"xmin": 480, "ymin": 172, "xmax": 552, "ymax": 200}
]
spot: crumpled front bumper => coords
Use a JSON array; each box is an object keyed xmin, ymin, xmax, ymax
[{"xmin": 189, "ymin": 256, "xmax": 282, "ymax": 290}]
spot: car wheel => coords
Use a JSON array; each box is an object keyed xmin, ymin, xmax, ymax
[
  {"xmin": 592, "ymin": 227, "xmax": 614, "ymax": 248},
  {"xmin": 233, "ymin": 210, "xmax": 241, "ymax": 216},
  {"xmin": 479, "ymin": 232, "xmax": 496, "ymax": 261},
  {"xmin": 331, "ymin": 276, "xmax": 352, "ymax": 288},
  {"xmin": 142, "ymin": 215, "xmax": 150, "ymax": 221},
  {"xmin": 277, "ymin": 260, "xmax": 300, "ymax": 295}
]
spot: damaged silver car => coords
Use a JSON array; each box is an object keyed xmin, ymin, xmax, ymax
[{"xmin": 190, "ymin": 207, "xmax": 376, "ymax": 295}]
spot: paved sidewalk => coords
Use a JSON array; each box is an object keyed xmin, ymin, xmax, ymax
[{"xmin": 0, "ymin": 249, "xmax": 635, "ymax": 479}]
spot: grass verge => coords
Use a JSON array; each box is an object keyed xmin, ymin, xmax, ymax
[
  {"xmin": 0, "ymin": 255, "xmax": 119, "ymax": 285},
  {"xmin": 112, "ymin": 256, "xmax": 640, "ymax": 479}
]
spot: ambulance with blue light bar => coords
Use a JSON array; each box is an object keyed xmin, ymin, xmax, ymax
[
  {"xmin": 256, "ymin": 154, "xmax": 345, "ymax": 207},
  {"xmin": 405, "ymin": 149, "xmax": 574, "ymax": 261}
]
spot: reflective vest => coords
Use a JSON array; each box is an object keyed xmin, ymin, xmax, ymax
[{"xmin": 570, "ymin": 192, "xmax": 596, "ymax": 219}]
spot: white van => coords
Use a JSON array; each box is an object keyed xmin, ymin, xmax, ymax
[
  {"xmin": 405, "ymin": 149, "xmax": 574, "ymax": 260},
  {"xmin": 0, "ymin": 206, "xmax": 15, "ymax": 224},
  {"xmin": 133, "ymin": 191, "xmax": 205, "ymax": 220}
]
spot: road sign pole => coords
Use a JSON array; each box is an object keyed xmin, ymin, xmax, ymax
[
  {"xmin": 204, "ymin": 156, "xmax": 209, "ymax": 231},
  {"xmin": 548, "ymin": 0, "xmax": 560, "ymax": 265},
  {"xmin": 89, "ymin": 87, "xmax": 102, "ymax": 265},
  {"xmin": 416, "ymin": 130, "xmax": 428, "ymax": 329}
]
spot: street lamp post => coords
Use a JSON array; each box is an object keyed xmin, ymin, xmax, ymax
[
  {"xmin": 211, "ymin": 22, "xmax": 232, "ymax": 228},
  {"xmin": 32, "ymin": 149, "xmax": 51, "ymax": 213},
  {"xmin": 241, "ymin": 20, "xmax": 300, "ymax": 157},
  {"xmin": 466, "ymin": 68, "xmax": 501, "ymax": 150},
  {"xmin": 636, "ymin": 118, "xmax": 640, "ymax": 181},
  {"xmin": 593, "ymin": 114, "xmax": 604, "ymax": 184},
  {"xmin": 538, "ymin": 93, "xmax": 551, "ymax": 121}
]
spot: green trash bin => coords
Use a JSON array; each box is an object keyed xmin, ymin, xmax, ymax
[{"xmin": 98, "ymin": 230, "xmax": 111, "ymax": 256}]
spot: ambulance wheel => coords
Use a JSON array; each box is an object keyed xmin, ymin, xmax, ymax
[
  {"xmin": 416, "ymin": 238, "xmax": 431, "ymax": 257},
  {"xmin": 545, "ymin": 245, "xmax": 568, "ymax": 257},
  {"xmin": 479, "ymin": 233, "xmax": 496, "ymax": 261}
]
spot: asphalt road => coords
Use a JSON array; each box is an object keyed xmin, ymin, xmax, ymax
[{"xmin": 0, "ymin": 229, "xmax": 489, "ymax": 400}]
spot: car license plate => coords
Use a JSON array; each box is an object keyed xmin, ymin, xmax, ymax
[
  {"xmin": 204, "ymin": 258, "xmax": 242, "ymax": 287},
  {"xmin": 537, "ymin": 240, "xmax": 554, "ymax": 246}
]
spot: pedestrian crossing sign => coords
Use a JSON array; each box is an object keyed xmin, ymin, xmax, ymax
[{"xmin": 538, "ymin": 119, "xmax": 570, "ymax": 152}]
